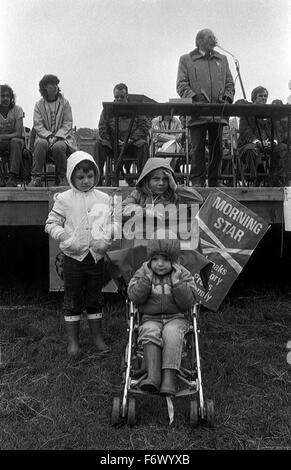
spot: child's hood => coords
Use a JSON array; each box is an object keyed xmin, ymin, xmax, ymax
[
  {"xmin": 66, "ymin": 151, "xmax": 100, "ymax": 189},
  {"xmin": 147, "ymin": 237, "xmax": 180, "ymax": 264},
  {"xmin": 136, "ymin": 158, "xmax": 177, "ymax": 191}
]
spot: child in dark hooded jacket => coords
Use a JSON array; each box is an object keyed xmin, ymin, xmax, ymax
[
  {"xmin": 45, "ymin": 150, "xmax": 116, "ymax": 357},
  {"xmin": 127, "ymin": 236, "xmax": 197, "ymax": 395},
  {"xmin": 122, "ymin": 158, "xmax": 203, "ymax": 248},
  {"xmin": 123, "ymin": 157, "xmax": 203, "ymax": 214}
]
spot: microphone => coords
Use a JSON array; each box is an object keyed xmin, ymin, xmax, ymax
[{"xmin": 216, "ymin": 44, "xmax": 238, "ymax": 62}]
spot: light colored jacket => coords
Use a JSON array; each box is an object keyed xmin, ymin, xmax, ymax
[
  {"xmin": 33, "ymin": 94, "xmax": 77, "ymax": 151},
  {"xmin": 176, "ymin": 48, "xmax": 235, "ymax": 126},
  {"xmin": 45, "ymin": 151, "xmax": 116, "ymax": 262}
]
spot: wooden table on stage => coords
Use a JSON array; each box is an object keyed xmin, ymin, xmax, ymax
[{"xmin": 102, "ymin": 102, "xmax": 291, "ymax": 186}]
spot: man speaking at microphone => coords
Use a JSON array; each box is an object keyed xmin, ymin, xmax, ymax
[{"xmin": 176, "ymin": 29, "xmax": 235, "ymax": 187}]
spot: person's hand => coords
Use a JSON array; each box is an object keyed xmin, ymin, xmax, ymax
[
  {"xmin": 255, "ymin": 141, "xmax": 263, "ymax": 150},
  {"xmin": 222, "ymin": 95, "xmax": 233, "ymax": 104},
  {"xmin": 143, "ymin": 263, "xmax": 153, "ymax": 282},
  {"xmin": 171, "ymin": 263, "xmax": 182, "ymax": 285},
  {"xmin": 90, "ymin": 238, "xmax": 110, "ymax": 254},
  {"xmin": 193, "ymin": 94, "xmax": 207, "ymax": 103},
  {"xmin": 48, "ymin": 136, "xmax": 57, "ymax": 147}
]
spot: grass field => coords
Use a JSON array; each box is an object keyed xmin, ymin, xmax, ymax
[{"xmin": 0, "ymin": 277, "xmax": 290, "ymax": 451}]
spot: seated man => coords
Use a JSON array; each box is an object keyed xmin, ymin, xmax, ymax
[
  {"xmin": 0, "ymin": 84, "xmax": 24, "ymax": 187},
  {"xmin": 29, "ymin": 74, "xmax": 77, "ymax": 187},
  {"xmin": 151, "ymin": 115, "xmax": 183, "ymax": 171},
  {"xmin": 96, "ymin": 83, "xmax": 150, "ymax": 186},
  {"xmin": 238, "ymin": 86, "xmax": 287, "ymax": 186}
]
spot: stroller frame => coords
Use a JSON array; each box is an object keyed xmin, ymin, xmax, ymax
[{"xmin": 111, "ymin": 296, "xmax": 214, "ymax": 427}]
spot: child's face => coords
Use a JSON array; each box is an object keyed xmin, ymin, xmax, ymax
[
  {"xmin": 150, "ymin": 254, "xmax": 172, "ymax": 276},
  {"xmin": 148, "ymin": 170, "xmax": 169, "ymax": 195},
  {"xmin": 72, "ymin": 168, "xmax": 95, "ymax": 192}
]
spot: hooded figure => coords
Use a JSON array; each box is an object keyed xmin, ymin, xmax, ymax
[
  {"xmin": 45, "ymin": 150, "xmax": 114, "ymax": 357},
  {"xmin": 123, "ymin": 157, "xmax": 203, "ymax": 210},
  {"xmin": 45, "ymin": 150, "xmax": 115, "ymax": 263}
]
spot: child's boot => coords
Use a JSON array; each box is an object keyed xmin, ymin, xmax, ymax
[
  {"xmin": 140, "ymin": 342, "xmax": 162, "ymax": 393},
  {"xmin": 64, "ymin": 316, "xmax": 81, "ymax": 357},
  {"xmin": 87, "ymin": 313, "xmax": 111, "ymax": 354},
  {"xmin": 159, "ymin": 368, "xmax": 176, "ymax": 396}
]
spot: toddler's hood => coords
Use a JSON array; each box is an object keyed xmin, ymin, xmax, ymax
[
  {"xmin": 147, "ymin": 235, "xmax": 181, "ymax": 264},
  {"xmin": 66, "ymin": 151, "xmax": 100, "ymax": 189}
]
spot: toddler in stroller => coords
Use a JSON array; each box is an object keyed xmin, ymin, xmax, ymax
[
  {"xmin": 108, "ymin": 238, "xmax": 214, "ymax": 427},
  {"xmin": 127, "ymin": 236, "xmax": 195, "ymax": 396}
]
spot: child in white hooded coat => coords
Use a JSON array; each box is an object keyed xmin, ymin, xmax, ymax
[{"xmin": 45, "ymin": 150, "xmax": 116, "ymax": 356}]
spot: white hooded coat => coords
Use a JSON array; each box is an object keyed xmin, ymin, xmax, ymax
[{"xmin": 45, "ymin": 151, "xmax": 116, "ymax": 262}]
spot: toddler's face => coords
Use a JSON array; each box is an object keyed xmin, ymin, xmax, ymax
[
  {"xmin": 148, "ymin": 170, "xmax": 169, "ymax": 195},
  {"xmin": 73, "ymin": 168, "xmax": 95, "ymax": 192},
  {"xmin": 150, "ymin": 254, "xmax": 172, "ymax": 276}
]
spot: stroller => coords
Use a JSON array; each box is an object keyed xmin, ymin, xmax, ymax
[{"xmin": 106, "ymin": 244, "xmax": 215, "ymax": 427}]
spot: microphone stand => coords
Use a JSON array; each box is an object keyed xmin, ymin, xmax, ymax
[
  {"xmin": 234, "ymin": 58, "xmax": 247, "ymax": 100},
  {"xmin": 216, "ymin": 45, "xmax": 246, "ymax": 99}
]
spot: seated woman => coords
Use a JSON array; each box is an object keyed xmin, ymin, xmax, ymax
[
  {"xmin": 29, "ymin": 74, "xmax": 77, "ymax": 187},
  {"xmin": 0, "ymin": 84, "xmax": 24, "ymax": 187}
]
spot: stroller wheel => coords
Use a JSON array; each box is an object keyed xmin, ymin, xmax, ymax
[
  {"xmin": 205, "ymin": 399, "xmax": 215, "ymax": 428},
  {"xmin": 189, "ymin": 399, "xmax": 199, "ymax": 427},
  {"xmin": 111, "ymin": 397, "xmax": 121, "ymax": 426},
  {"xmin": 127, "ymin": 397, "xmax": 136, "ymax": 427}
]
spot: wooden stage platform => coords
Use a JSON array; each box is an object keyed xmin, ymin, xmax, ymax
[{"xmin": 0, "ymin": 186, "xmax": 285, "ymax": 226}]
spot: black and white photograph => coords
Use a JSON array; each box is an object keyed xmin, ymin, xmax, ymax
[{"xmin": 0, "ymin": 0, "xmax": 290, "ymax": 455}]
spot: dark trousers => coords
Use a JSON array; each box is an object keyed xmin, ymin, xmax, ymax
[
  {"xmin": 32, "ymin": 138, "xmax": 68, "ymax": 178},
  {"xmin": 63, "ymin": 253, "xmax": 104, "ymax": 317},
  {"xmin": 0, "ymin": 138, "xmax": 24, "ymax": 175},
  {"xmin": 96, "ymin": 141, "xmax": 149, "ymax": 183},
  {"xmin": 189, "ymin": 123, "xmax": 223, "ymax": 186}
]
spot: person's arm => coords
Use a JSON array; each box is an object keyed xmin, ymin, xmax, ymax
[
  {"xmin": 176, "ymin": 56, "xmax": 196, "ymax": 100},
  {"xmin": 54, "ymin": 101, "xmax": 73, "ymax": 140},
  {"xmin": 238, "ymin": 117, "xmax": 258, "ymax": 145},
  {"xmin": 131, "ymin": 115, "xmax": 150, "ymax": 142},
  {"xmin": 98, "ymin": 110, "xmax": 111, "ymax": 142},
  {"xmin": 45, "ymin": 195, "xmax": 68, "ymax": 241},
  {"xmin": 122, "ymin": 190, "xmax": 145, "ymax": 216},
  {"xmin": 0, "ymin": 109, "xmax": 23, "ymax": 140},
  {"xmin": 171, "ymin": 265, "xmax": 197, "ymax": 310},
  {"xmin": 127, "ymin": 264, "xmax": 153, "ymax": 305},
  {"xmin": 222, "ymin": 58, "xmax": 235, "ymax": 103},
  {"xmin": 33, "ymin": 103, "xmax": 52, "ymax": 139}
]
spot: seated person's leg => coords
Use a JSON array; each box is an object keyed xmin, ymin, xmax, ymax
[
  {"xmin": 0, "ymin": 140, "xmax": 10, "ymax": 186},
  {"xmin": 95, "ymin": 141, "xmax": 108, "ymax": 185},
  {"xmin": 136, "ymin": 142, "xmax": 149, "ymax": 173},
  {"xmin": 123, "ymin": 145, "xmax": 136, "ymax": 186},
  {"xmin": 138, "ymin": 319, "xmax": 163, "ymax": 393},
  {"xmin": 51, "ymin": 140, "xmax": 69, "ymax": 186},
  {"xmin": 160, "ymin": 316, "xmax": 189, "ymax": 396},
  {"xmin": 6, "ymin": 137, "xmax": 24, "ymax": 187},
  {"xmin": 270, "ymin": 143, "xmax": 288, "ymax": 186},
  {"xmin": 29, "ymin": 138, "xmax": 48, "ymax": 186}
]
